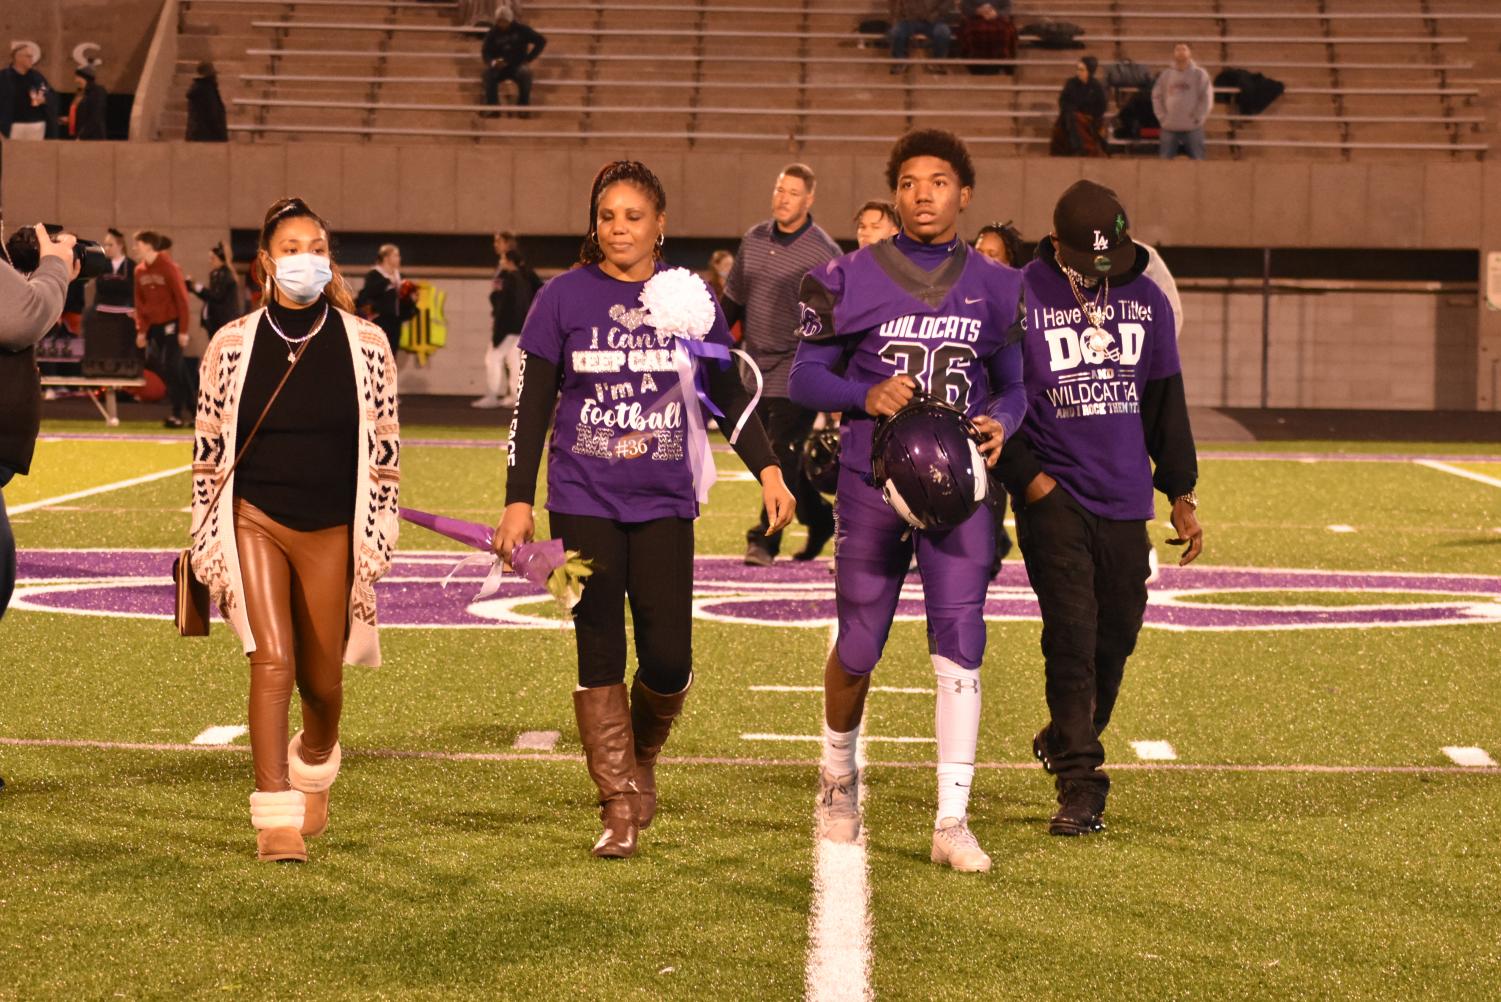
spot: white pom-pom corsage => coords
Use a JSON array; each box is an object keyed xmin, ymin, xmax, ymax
[{"xmin": 640, "ymin": 267, "xmax": 716, "ymax": 341}]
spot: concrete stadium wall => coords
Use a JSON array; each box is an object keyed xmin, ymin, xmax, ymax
[
  {"xmin": 0, "ymin": 0, "xmax": 165, "ymax": 95},
  {"xmin": 4, "ymin": 141, "xmax": 1498, "ymax": 408}
]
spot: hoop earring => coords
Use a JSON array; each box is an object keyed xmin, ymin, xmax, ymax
[{"xmin": 656, "ymin": 232, "xmax": 665, "ymax": 249}]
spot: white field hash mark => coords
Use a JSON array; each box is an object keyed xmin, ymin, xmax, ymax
[
  {"xmin": 512, "ymin": 730, "xmax": 560, "ymax": 751},
  {"xmin": 1131, "ymin": 740, "xmax": 1178, "ymax": 761},
  {"xmin": 1442, "ymin": 746, "xmax": 1498, "ymax": 767},
  {"xmin": 1327, "ymin": 525, "xmax": 1357, "ymax": 534},
  {"xmin": 191, "ymin": 725, "xmax": 247, "ymax": 746},
  {"xmin": 806, "ymin": 623, "xmax": 873, "ymax": 1002}
]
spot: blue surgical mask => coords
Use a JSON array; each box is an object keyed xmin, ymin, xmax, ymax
[{"xmin": 270, "ymin": 252, "xmax": 333, "ymax": 305}]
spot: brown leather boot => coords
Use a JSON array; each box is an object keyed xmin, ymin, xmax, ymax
[
  {"xmin": 630, "ymin": 674, "xmax": 691, "ymax": 829},
  {"xmin": 573, "ymin": 684, "xmax": 640, "ymax": 859}
]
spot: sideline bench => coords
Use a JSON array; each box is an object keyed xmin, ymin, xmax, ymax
[{"xmin": 39, "ymin": 377, "xmax": 148, "ymax": 427}]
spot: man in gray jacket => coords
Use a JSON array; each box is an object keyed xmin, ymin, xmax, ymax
[
  {"xmin": 1153, "ymin": 43, "xmax": 1212, "ymax": 160},
  {"xmin": 1, "ymin": 225, "xmax": 76, "ymax": 618}
]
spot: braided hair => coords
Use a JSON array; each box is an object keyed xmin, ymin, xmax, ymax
[
  {"xmin": 976, "ymin": 221, "xmax": 1028, "ymax": 267},
  {"xmin": 578, "ymin": 160, "xmax": 668, "ymax": 266}
]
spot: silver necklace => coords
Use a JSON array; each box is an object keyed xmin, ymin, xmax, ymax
[
  {"xmin": 265, "ymin": 302, "xmax": 329, "ymax": 363},
  {"xmin": 1062, "ymin": 264, "xmax": 1113, "ymax": 356}
]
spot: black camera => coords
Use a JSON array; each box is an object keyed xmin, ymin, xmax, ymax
[{"xmin": 4, "ymin": 224, "xmax": 111, "ymax": 280}]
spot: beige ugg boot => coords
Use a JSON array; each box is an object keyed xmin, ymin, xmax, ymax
[
  {"xmin": 287, "ymin": 732, "xmax": 341, "ymax": 838},
  {"xmin": 250, "ymin": 789, "xmax": 307, "ymax": 863}
]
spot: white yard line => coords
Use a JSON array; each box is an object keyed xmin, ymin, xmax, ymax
[
  {"xmin": 1441, "ymin": 746, "xmax": 1497, "ymax": 767},
  {"xmin": 2, "ymin": 736, "xmax": 1497, "ymax": 775},
  {"xmin": 751, "ymin": 684, "xmax": 931, "ymax": 695},
  {"xmin": 1131, "ymin": 740, "xmax": 1179, "ymax": 761},
  {"xmin": 190, "ymin": 725, "xmax": 247, "ymax": 746},
  {"xmin": 1413, "ymin": 458, "xmax": 1501, "ymax": 490},
  {"xmin": 744, "ymin": 733, "xmax": 935, "ymax": 744},
  {"xmin": 806, "ymin": 622, "xmax": 873, "ymax": 1002},
  {"xmin": 8, "ymin": 464, "xmax": 192, "ymax": 515}
]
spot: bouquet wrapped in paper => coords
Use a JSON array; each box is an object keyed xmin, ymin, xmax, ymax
[{"xmin": 398, "ymin": 508, "xmax": 594, "ymax": 610}]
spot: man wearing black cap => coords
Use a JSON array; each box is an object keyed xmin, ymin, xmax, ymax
[{"xmin": 998, "ymin": 180, "xmax": 1202, "ymax": 836}]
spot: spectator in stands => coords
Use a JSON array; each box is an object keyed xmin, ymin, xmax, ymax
[
  {"xmin": 186, "ymin": 61, "xmax": 228, "ymax": 142},
  {"xmin": 475, "ymin": 232, "xmax": 539, "ymax": 409},
  {"xmin": 356, "ymin": 244, "xmax": 418, "ymax": 358},
  {"xmin": 131, "ymin": 231, "xmax": 193, "ymax": 428},
  {"xmin": 705, "ymin": 250, "xmax": 734, "ymax": 300},
  {"xmin": 854, "ymin": 200, "xmax": 900, "ymax": 248},
  {"xmin": 974, "ymin": 220, "xmax": 1026, "ymax": 266},
  {"xmin": 0, "ymin": 44, "xmax": 58, "ymax": 140},
  {"xmin": 957, "ymin": 1, "xmax": 1016, "ymax": 76},
  {"xmin": 1153, "ymin": 43, "xmax": 1211, "ymax": 160},
  {"xmin": 68, "ymin": 66, "xmax": 108, "ymax": 140},
  {"xmin": 889, "ymin": 0, "xmax": 956, "ymax": 74},
  {"xmin": 482, "ymin": 4, "xmax": 546, "ymax": 110},
  {"xmin": 187, "ymin": 243, "xmax": 244, "ymax": 341},
  {"xmin": 1050, "ymin": 56, "xmax": 1108, "ymax": 157},
  {"xmin": 724, "ymin": 164, "xmax": 842, "ymax": 566}
]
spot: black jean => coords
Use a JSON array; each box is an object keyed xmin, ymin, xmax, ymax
[
  {"xmin": 745, "ymin": 397, "xmax": 833, "ymax": 556},
  {"xmin": 145, "ymin": 324, "xmax": 192, "ymax": 419},
  {"xmin": 484, "ymin": 63, "xmax": 534, "ymax": 106},
  {"xmin": 551, "ymin": 512, "xmax": 694, "ymax": 692},
  {"xmin": 1014, "ymin": 484, "xmax": 1150, "ymax": 793}
]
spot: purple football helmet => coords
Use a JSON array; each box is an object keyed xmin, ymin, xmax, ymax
[{"xmin": 870, "ymin": 396, "xmax": 988, "ymax": 531}]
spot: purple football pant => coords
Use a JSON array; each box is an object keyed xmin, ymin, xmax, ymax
[{"xmin": 833, "ymin": 465, "xmax": 994, "ymax": 675}]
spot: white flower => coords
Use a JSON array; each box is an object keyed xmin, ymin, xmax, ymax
[{"xmin": 640, "ymin": 267, "xmax": 716, "ymax": 341}]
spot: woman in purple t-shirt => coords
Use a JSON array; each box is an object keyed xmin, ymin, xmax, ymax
[{"xmin": 493, "ymin": 161, "xmax": 794, "ymax": 860}]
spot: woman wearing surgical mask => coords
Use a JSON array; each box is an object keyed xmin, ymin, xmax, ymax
[{"xmin": 189, "ymin": 196, "xmax": 401, "ymax": 863}]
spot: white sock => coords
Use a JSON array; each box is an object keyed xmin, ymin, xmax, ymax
[
  {"xmin": 933, "ymin": 655, "xmax": 980, "ymax": 825},
  {"xmin": 821, "ymin": 720, "xmax": 860, "ymax": 777}
]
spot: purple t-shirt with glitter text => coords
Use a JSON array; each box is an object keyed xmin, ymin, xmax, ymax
[
  {"xmin": 519, "ymin": 263, "xmax": 733, "ymax": 522},
  {"xmin": 1018, "ymin": 260, "xmax": 1180, "ymax": 521}
]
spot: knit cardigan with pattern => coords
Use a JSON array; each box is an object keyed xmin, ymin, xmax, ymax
[{"xmin": 189, "ymin": 306, "xmax": 401, "ymax": 666}]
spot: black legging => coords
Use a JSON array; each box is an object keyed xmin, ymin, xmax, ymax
[
  {"xmin": 550, "ymin": 512, "xmax": 694, "ymax": 692},
  {"xmin": 146, "ymin": 323, "xmax": 193, "ymax": 420}
]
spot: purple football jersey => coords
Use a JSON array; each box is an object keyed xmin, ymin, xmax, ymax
[
  {"xmin": 1018, "ymin": 258, "xmax": 1180, "ymax": 521},
  {"xmin": 789, "ymin": 240, "xmax": 1026, "ymax": 476},
  {"xmin": 518, "ymin": 263, "xmax": 733, "ymax": 522}
]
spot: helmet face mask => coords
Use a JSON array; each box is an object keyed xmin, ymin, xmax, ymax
[
  {"xmin": 870, "ymin": 395, "xmax": 989, "ymax": 531},
  {"xmin": 801, "ymin": 426, "xmax": 842, "ymax": 496}
]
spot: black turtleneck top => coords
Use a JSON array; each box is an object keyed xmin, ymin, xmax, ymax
[{"xmin": 234, "ymin": 297, "xmax": 359, "ymax": 531}]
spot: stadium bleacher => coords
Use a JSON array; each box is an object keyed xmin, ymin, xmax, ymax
[{"xmin": 158, "ymin": 0, "xmax": 1496, "ymax": 159}]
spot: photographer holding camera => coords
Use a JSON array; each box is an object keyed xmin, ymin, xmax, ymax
[{"xmin": 2, "ymin": 224, "xmax": 81, "ymax": 619}]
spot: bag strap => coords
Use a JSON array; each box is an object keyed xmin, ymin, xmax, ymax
[{"xmin": 190, "ymin": 310, "xmax": 322, "ymax": 535}]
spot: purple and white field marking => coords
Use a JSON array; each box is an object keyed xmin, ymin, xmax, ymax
[{"xmin": 12, "ymin": 549, "xmax": 1501, "ymax": 633}]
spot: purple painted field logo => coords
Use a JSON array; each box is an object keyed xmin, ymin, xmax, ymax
[{"xmin": 13, "ymin": 549, "xmax": 1501, "ymax": 633}]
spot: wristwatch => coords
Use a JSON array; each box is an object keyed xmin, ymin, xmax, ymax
[{"xmin": 1173, "ymin": 490, "xmax": 1199, "ymax": 511}]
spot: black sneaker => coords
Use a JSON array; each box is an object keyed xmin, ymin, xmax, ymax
[
  {"xmin": 1048, "ymin": 782, "xmax": 1106, "ymax": 837},
  {"xmin": 1031, "ymin": 725, "xmax": 1057, "ymax": 774},
  {"xmin": 744, "ymin": 540, "xmax": 774, "ymax": 567}
]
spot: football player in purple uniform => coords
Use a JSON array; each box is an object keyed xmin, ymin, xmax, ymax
[
  {"xmin": 788, "ymin": 130, "xmax": 1027, "ymax": 872},
  {"xmin": 998, "ymin": 180, "xmax": 1202, "ymax": 836}
]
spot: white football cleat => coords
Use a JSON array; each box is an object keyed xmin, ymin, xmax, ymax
[
  {"xmin": 816, "ymin": 769, "xmax": 862, "ymax": 843},
  {"xmin": 931, "ymin": 816, "xmax": 991, "ymax": 873}
]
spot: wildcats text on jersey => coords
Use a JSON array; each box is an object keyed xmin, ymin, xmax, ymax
[{"xmin": 877, "ymin": 313, "xmax": 984, "ymax": 344}]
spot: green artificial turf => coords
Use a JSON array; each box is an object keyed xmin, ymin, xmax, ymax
[{"xmin": 2, "ymin": 429, "xmax": 1498, "ymax": 999}]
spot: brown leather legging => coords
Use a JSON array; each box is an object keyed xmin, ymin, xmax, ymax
[{"xmin": 234, "ymin": 500, "xmax": 353, "ymax": 792}]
